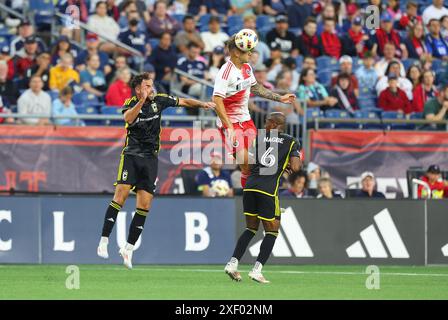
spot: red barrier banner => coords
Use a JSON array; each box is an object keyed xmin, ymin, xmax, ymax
[{"xmin": 310, "ymin": 130, "xmax": 448, "ymax": 198}]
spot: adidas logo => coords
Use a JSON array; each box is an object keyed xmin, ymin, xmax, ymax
[
  {"xmin": 107, "ymin": 218, "xmax": 115, "ymax": 222},
  {"xmin": 249, "ymin": 207, "xmax": 313, "ymax": 257},
  {"xmin": 442, "ymin": 244, "xmax": 448, "ymax": 257},
  {"xmin": 137, "ymin": 226, "xmax": 144, "ymax": 230},
  {"xmin": 346, "ymin": 209, "xmax": 409, "ymax": 259}
]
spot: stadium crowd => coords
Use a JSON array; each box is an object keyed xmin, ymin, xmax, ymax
[{"xmin": 0, "ymin": 0, "xmax": 448, "ymax": 198}]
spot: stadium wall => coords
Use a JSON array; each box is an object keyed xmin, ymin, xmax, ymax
[{"xmin": 0, "ymin": 196, "xmax": 447, "ymax": 265}]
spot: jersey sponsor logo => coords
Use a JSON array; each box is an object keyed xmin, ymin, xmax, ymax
[
  {"xmin": 249, "ymin": 207, "xmax": 314, "ymax": 257},
  {"xmin": 346, "ymin": 208, "xmax": 410, "ymax": 259},
  {"xmin": 151, "ymin": 102, "xmax": 158, "ymax": 113},
  {"xmin": 122, "ymin": 170, "xmax": 128, "ymax": 181}
]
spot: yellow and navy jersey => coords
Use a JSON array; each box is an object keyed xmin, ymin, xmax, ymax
[
  {"xmin": 245, "ymin": 130, "xmax": 301, "ymax": 196},
  {"xmin": 121, "ymin": 93, "xmax": 179, "ymax": 157}
]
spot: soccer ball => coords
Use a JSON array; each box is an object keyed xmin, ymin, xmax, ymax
[
  {"xmin": 234, "ymin": 28, "xmax": 259, "ymax": 52},
  {"xmin": 211, "ymin": 179, "xmax": 230, "ymax": 197}
]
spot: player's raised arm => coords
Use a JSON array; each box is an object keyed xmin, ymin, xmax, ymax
[
  {"xmin": 250, "ymin": 82, "xmax": 296, "ymax": 104},
  {"xmin": 178, "ymin": 97, "xmax": 215, "ymax": 109}
]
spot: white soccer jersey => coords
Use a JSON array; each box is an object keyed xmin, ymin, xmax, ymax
[{"xmin": 213, "ymin": 60, "xmax": 257, "ymax": 127}]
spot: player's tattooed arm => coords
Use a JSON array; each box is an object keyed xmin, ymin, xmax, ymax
[
  {"xmin": 251, "ymin": 83, "xmax": 297, "ymax": 104},
  {"xmin": 251, "ymin": 83, "xmax": 282, "ymax": 101}
]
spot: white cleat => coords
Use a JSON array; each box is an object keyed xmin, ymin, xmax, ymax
[
  {"xmin": 224, "ymin": 262, "xmax": 242, "ymax": 282},
  {"xmin": 119, "ymin": 247, "xmax": 133, "ymax": 269},
  {"xmin": 97, "ymin": 243, "xmax": 109, "ymax": 259},
  {"xmin": 249, "ymin": 270, "xmax": 270, "ymax": 284}
]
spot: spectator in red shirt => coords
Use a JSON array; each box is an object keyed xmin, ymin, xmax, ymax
[
  {"xmin": 397, "ymin": 1, "xmax": 422, "ymax": 30},
  {"xmin": 319, "ymin": 18, "xmax": 341, "ymax": 58},
  {"xmin": 0, "ymin": 46, "xmax": 15, "ymax": 81},
  {"xmin": 105, "ymin": 67, "xmax": 132, "ymax": 106},
  {"xmin": 329, "ymin": 73, "xmax": 359, "ymax": 114},
  {"xmin": 371, "ymin": 12, "xmax": 408, "ymax": 59},
  {"xmin": 404, "ymin": 22, "xmax": 431, "ymax": 60},
  {"xmin": 411, "ymin": 70, "xmax": 438, "ymax": 113},
  {"xmin": 331, "ymin": 55, "xmax": 359, "ymax": 97},
  {"xmin": 14, "ymin": 36, "xmax": 38, "ymax": 78},
  {"xmin": 378, "ymin": 73, "xmax": 412, "ymax": 113},
  {"xmin": 418, "ymin": 165, "xmax": 447, "ymax": 199},
  {"xmin": 297, "ymin": 17, "xmax": 322, "ymax": 58}
]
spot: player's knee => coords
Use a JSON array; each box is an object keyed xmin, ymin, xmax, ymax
[{"xmin": 114, "ymin": 187, "xmax": 130, "ymax": 205}]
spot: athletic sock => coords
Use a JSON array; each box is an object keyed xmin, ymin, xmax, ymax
[
  {"xmin": 253, "ymin": 261, "xmax": 263, "ymax": 273},
  {"xmin": 256, "ymin": 232, "xmax": 278, "ymax": 266},
  {"xmin": 101, "ymin": 200, "xmax": 122, "ymax": 237},
  {"xmin": 232, "ymin": 228, "xmax": 257, "ymax": 260},
  {"xmin": 127, "ymin": 208, "xmax": 149, "ymax": 245},
  {"xmin": 240, "ymin": 173, "xmax": 249, "ymax": 188}
]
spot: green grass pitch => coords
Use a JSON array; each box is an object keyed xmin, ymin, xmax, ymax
[{"xmin": 1, "ymin": 264, "xmax": 448, "ymax": 300}]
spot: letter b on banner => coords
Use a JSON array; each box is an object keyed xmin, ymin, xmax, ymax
[{"xmin": 185, "ymin": 212, "xmax": 210, "ymax": 251}]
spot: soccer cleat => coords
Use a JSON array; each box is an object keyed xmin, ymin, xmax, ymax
[
  {"xmin": 224, "ymin": 262, "xmax": 242, "ymax": 282},
  {"xmin": 97, "ymin": 242, "xmax": 109, "ymax": 259},
  {"xmin": 248, "ymin": 270, "xmax": 270, "ymax": 284},
  {"xmin": 119, "ymin": 247, "xmax": 133, "ymax": 269}
]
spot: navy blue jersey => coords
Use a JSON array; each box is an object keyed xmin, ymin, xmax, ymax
[
  {"xmin": 118, "ymin": 29, "xmax": 148, "ymax": 55},
  {"xmin": 177, "ymin": 56, "xmax": 207, "ymax": 79}
]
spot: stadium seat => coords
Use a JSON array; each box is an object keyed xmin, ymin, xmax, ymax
[
  {"xmin": 161, "ymin": 107, "xmax": 191, "ymax": 127},
  {"xmin": 256, "ymin": 15, "xmax": 273, "ymax": 34},
  {"xmin": 317, "ymin": 70, "xmax": 333, "ymax": 87},
  {"xmin": 354, "ymin": 110, "xmax": 382, "ymax": 130},
  {"xmin": 324, "ymin": 109, "xmax": 354, "ymax": 129},
  {"xmin": 101, "ymin": 106, "xmax": 124, "ymax": 126},
  {"xmin": 181, "ymin": 169, "xmax": 202, "ymax": 195},
  {"xmin": 295, "ymin": 56, "xmax": 303, "ymax": 70},
  {"xmin": 303, "ymin": 108, "xmax": 323, "ymax": 128},
  {"xmin": 431, "ymin": 59, "xmax": 443, "ymax": 72},
  {"xmin": 358, "ymin": 98, "xmax": 377, "ymax": 110},
  {"xmin": 148, "ymin": 38, "xmax": 160, "ymax": 49},
  {"xmin": 402, "ymin": 58, "xmax": 417, "ymax": 71},
  {"xmin": 227, "ymin": 15, "xmax": 244, "ymax": 35},
  {"xmin": 48, "ymin": 90, "xmax": 60, "ymax": 101},
  {"xmin": 317, "ymin": 56, "xmax": 339, "ymax": 71},
  {"xmin": 73, "ymin": 91, "xmax": 99, "ymax": 105},
  {"xmin": 29, "ymin": 0, "xmax": 55, "ymax": 27},
  {"xmin": 381, "ymin": 111, "xmax": 412, "ymax": 130},
  {"xmin": 172, "ymin": 14, "xmax": 185, "ymax": 26},
  {"xmin": 76, "ymin": 103, "xmax": 102, "ymax": 126}
]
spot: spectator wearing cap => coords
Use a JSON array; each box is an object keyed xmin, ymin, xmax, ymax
[
  {"xmin": 118, "ymin": 11, "xmax": 151, "ymax": 58},
  {"xmin": 177, "ymin": 42, "xmax": 208, "ymax": 98},
  {"xmin": 174, "ymin": 15, "xmax": 205, "ymax": 56},
  {"xmin": 329, "ymin": 73, "xmax": 359, "ymax": 114},
  {"xmin": 76, "ymin": 33, "xmax": 112, "ymax": 75},
  {"xmin": 404, "ymin": 22, "xmax": 430, "ymax": 60},
  {"xmin": 425, "ymin": 18, "xmax": 448, "ymax": 61},
  {"xmin": 207, "ymin": 0, "xmax": 233, "ymax": 17},
  {"xmin": 424, "ymin": 84, "xmax": 448, "ymax": 122},
  {"xmin": 147, "ymin": 32, "xmax": 177, "ymax": 85},
  {"xmin": 87, "ymin": 1, "xmax": 121, "ymax": 53},
  {"xmin": 105, "ymin": 67, "xmax": 132, "ymax": 106},
  {"xmin": 207, "ymin": 46, "xmax": 226, "ymax": 81},
  {"xmin": 353, "ymin": 172, "xmax": 385, "ymax": 198},
  {"xmin": 14, "ymin": 36, "xmax": 39, "ymax": 78},
  {"xmin": 262, "ymin": 0, "xmax": 287, "ymax": 16},
  {"xmin": 306, "ymin": 161, "xmax": 323, "ymax": 190},
  {"xmin": 378, "ymin": 73, "xmax": 412, "ymax": 114},
  {"xmin": 297, "ymin": 17, "xmax": 322, "ymax": 58},
  {"xmin": 317, "ymin": 177, "xmax": 343, "ymax": 199},
  {"xmin": 148, "ymin": 1, "xmax": 181, "ymax": 38},
  {"xmin": 17, "ymin": 75, "xmax": 51, "ymax": 126},
  {"xmin": 52, "ymin": 86, "xmax": 81, "ymax": 126},
  {"xmin": 341, "ymin": 16, "xmax": 369, "ymax": 57},
  {"xmin": 411, "ymin": 70, "xmax": 438, "ymax": 113},
  {"xmin": 0, "ymin": 61, "xmax": 19, "ymax": 107},
  {"xmin": 230, "ymin": 0, "xmax": 261, "ymax": 16},
  {"xmin": 287, "ymin": 0, "xmax": 313, "ymax": 29},
  {"xmin": 376, "ymin": 60, "xmax": 413, "ymax": 100},
  {"xmin": 0, "ymin": 46, "xmax": 15, "ymax": 81},
  {"xmin": 80, "ymin": 54, "xmax": 107, "ymax": 98},
  {"xmin": 10, "ymin": 20, "xmax": 46, "ymax": 57},
  {"xmin": 331, "ymin": 55, "xmax": 359, "ymax": 97},
  {"xmin": 200, "ymin": 16, "xmax": 229, "ymax": 53},
  {"xmin": 266, "ymin": 15, "xmax": 299, "ymax": 59},
  {"xmin": 50, "ymin": 35, "xmax": 79, "ymax": 66},
  {"xmin": 375, "ymin": 42, "xmax": 406, "ymax": 78},
  {"xmin": 397, "ymin": 1, "xmax": 422, "ymax": 30},
  {"xmin": 422, "ymin": 0, "xmax": 448, "ymax": 26},
  {"xmin": 418, "ymin": 165, "xmax": 447, "ymax": 199},
  {"xmin": 49, "ymin": 53, "xmax": 80, "ymax": 92},
  {"xmin": 280, "ymin": 170, "xmax": 310, "ymax": 198},
  {"xmin": 195, "ymin": 153, "xmax": 234, "ymax": 197},
  {"xmin": 355, "ymin": 51, "xmax": 378, "ymax": 91},
  {"xmin": 242, "ymin": 15, "xmax": 271, "ymax": 63},
  {"xmin": 25, "ymin": 52, "xmax": 51, "ymax": 91},
  {"xmin": 297, "ymin": 68, "xmax": 338, "ymax": 109},
  {"xmin": 370, "ymin": 12, "xmax": 408, "ymax": 59}
]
